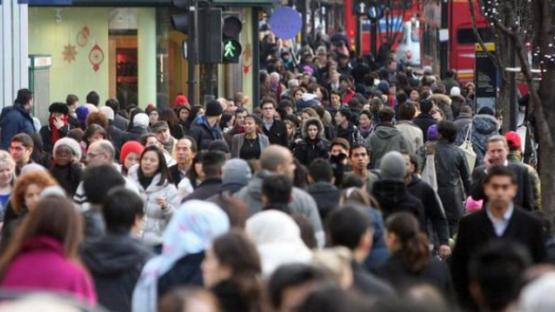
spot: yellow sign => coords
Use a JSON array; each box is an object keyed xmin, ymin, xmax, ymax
[{"xmin": 475, "ymin": 42, "xmax": 496, "ymax": 52}]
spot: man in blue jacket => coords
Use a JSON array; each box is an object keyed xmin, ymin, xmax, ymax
[{"xmin": 0, "ymin": 89, "xmax": 35, "ymax": 149}]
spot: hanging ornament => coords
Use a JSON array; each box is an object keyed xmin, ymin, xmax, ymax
[
  {"xmin": 62, "ymin": 43, "xmax": 77, "ymax": 63},
  {"xmin": 88, "ymin": 43, "xmax": 104, "ymax": 72},
  {"xmin": 76, "ymin": 26, "xmax": 90, "ymax": 47}
]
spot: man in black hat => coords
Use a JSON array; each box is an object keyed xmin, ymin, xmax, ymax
[
  {"xmin": 189, "ymin": 99, "xmax": 226, "ymax": 151},
  {"xmin": 39, "ymin": 102, "xmax": 71, "ymax": 154}
]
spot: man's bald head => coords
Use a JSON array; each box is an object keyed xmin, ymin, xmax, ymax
[
  {"xmin": 87, "ymin": 139, "xmax": 115, "ymax": 166},
  {"xmin": 260, "ymin": 145, "xmax": 295, "ymax": 178}
]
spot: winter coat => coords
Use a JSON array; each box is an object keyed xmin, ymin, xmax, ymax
[
  {"xmin": 231, "ymin": 133, "xmax": 270, "ymax": 159},
  {"xmin": 81, "ymin": 233, "xmax": 153, "ymax": 312},
  {"xmin": 413, "ymin": 113, "xmax": 436, "ymax": 142},
  {"xmin": 363, "ymin": 207, "xmax": 391, "ymax": 271},
  {"xmin": 262, "ymin": 119, "xmax": 288, "ymax": 147},
  {"xmin": 182, "ymin": 178, "xmax": 222, "ymax": 202},
  {"xmin": 212, "ymin": 280, "xmax": 257, "ymax": 312},
  {"xmin": 39, "ymin": 124, "xmax": 70, "ymax": 154},
  {"xmin": 375, "ymin": 253, "xmax": 454, "ymax": 298},
  {"xmin": 395, "ymin": 121, "xmax": 424, "ymax": 154},
  {"xmin": 190, "ymin": 116, "xmax": 225, "ymax": 151},
  {"xmin": 453, "ymin": 112, "xmax": 473, "ymax": 132},
  {"xmin": 372, "ymin": 180, "xmax": 426, "ymax": 228},
  {"xmin": 434, "ymin": 140, "xmax": 471, "ymax": 224},
  {"xmin": 306, "ymin": 181, "xmax": 341, "ymax": 220},
  {"xmin": 0, "ymin": 104, "xmax": 36, "ymax": 149},
  {"xmin": 50, "ymin": 163, "xmax": 83, "ymax": 197},
  {"xmin": 235, "ymin": 171, "xmax": 324, "ymax": 246},
  {"xmin": 157, "ymin": 252, "xmax": 205, "ymax": 297},
  {"xmin": 294, "ymin": 118, "xmax": 329, "ymax": 166},
  {"xmin": 1, "ymin": 235, "xmax": 96, "ymax": 305},
  {"xmin": 367, "ymin": 124, "xmax": 411, "ymax": 168},
  {"xmin": 113, "ymin": 114, "xmax": 130, "ymax": 131},
  {"xmin": 456, "ymin": 114, "xmax": 499, "ymax": 166},
  {"xmin": 122, "ymin": 126, "xmax": 149, "ymax": 143},
  {"xmin": 407, "ymin": 175, "xmax": 450, "ymax": 245},
  {"xmin": 128, "ymin": 165, "xmax": 179, "ymax": 246},
  {"xmin": 336, "ymin": 123, "xmax": 364, "ymax": 147}
]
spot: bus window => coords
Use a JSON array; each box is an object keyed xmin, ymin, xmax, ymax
[
  {"xmin": 411, "ymin": 21, "xmax": 420, "ymax": 42},
  {"xmin": 457, "ymin": 28, "xmax": 494, "ymax": 44}
]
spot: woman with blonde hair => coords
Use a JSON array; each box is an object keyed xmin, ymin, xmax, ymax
[{"xmin": 0, "ymin": 151, "xmax": 15, "ymax": 219}]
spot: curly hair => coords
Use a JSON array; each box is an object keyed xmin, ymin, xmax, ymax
[
  {"xmin": 86, "ymin": 111, "xmax": 109, "ymax": 129},
  {"xmin": 12, "ymin": 171, "xmax": 58, "ymax": 215}
]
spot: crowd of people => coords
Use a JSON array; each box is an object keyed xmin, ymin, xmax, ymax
[{"xmin": 0, "ymin": 33, "xmax": 550, "ymax": 312}]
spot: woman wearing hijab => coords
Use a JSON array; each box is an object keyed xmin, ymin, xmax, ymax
[
  {"xmin": 132, "ymin": 200, "xmax": 229, "ymax": 312},
  {"xmin": 245, "ymin": 210, "xmax": 312, "ymax": 277}
]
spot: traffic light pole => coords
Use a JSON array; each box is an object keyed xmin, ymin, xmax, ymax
[{"xmin": 187, "ymin": 0, "xmax": 199, "ymax": 105}]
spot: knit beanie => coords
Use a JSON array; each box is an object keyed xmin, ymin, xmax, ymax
[
  {"xmin": 379, "ymin": 151, "xmax": 407, "ymax": 182},
  {"xmin": 99, "ymin": 106, "xmax": 115, "ymax": 121},
  {"xmin": 53, "ymin": 137, "xmax": 82, "ymax": 161},
  {"xmin": 205, "ymin": 100, "xmax": 223, "ymax": 117},
  {"xmin": 133, "ymin": 113, "xmax": 150, "ymax": 129},
  {"xmin": 120, "ymin": 141, "xmax": 145, "ymax": 164},
  {"xmin": 49, "ymin": 102, "xmax": 69, "ymax": 115},
  {"xmin": 222, "ymin": 159, "xmax": 252, "ymax": 193},
  {"xmin": 450, "ymin": 86, "xmax": 461, "ymax": 97},
  {"xmin": 76, "ymin": 106, "xmax": 90, "ymax": 125}
]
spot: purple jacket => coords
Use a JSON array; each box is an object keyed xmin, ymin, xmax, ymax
[{"xmin": 1, "ymin": 235, "xmax": 97, "ymax": 306}]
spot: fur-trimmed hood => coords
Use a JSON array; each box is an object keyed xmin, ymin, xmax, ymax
[{"xmin": 301, "ymin": 117, "xmax": 325, "ymax": 139}]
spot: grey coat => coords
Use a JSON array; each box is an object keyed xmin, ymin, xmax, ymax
[{"xmin": 231, "ymin": 133, "xmax": 270, "ymax": 159}]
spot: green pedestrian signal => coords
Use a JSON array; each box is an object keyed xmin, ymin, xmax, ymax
[{"xmin": 222, "ymin": 14, "xmax": 242, "ymax": 63}]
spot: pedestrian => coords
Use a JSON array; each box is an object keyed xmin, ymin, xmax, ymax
[
  {"xmin": 202, "ymin": 231, "xmax": 268, "ymax": 312},
  {"xmin": 231, "ymin": 114, "xmax": 270, "ymax": 160},
  {"xmin": 395, "ymin": 102, "xmax": 424, "ymax": 154},
  {"xmin": 367, "ymin": 107, "xmax": 410, "ymax": 168},
  {"xmin": 132, "ymin": 200, "xmax": 229, "ymax": 312},
  {"xmin": 0, "ymin": 151, "xmax": 15, "ymax": 219},
  {"xmin": 260, "ymin": 97, "xmax": 288, "ymax": 147},
  {"xmin": 190, "ymin": 100, "xmax": 225, "ymax": 151},
  {"xmin": 456, "ymin": 106, "xmax": 499, "ymax": 166},
  {"xmin": 412, "ymin": 99, "xmax": 437, "ymax": 141},
  {"xmin": 182, "ymin": 151, "xmax": 225, "ymax": 201},
  {"xmin": 105, "ymin": 98, "xmax": 129, "ymax": 131},
  {"xmin": 9, "ymin": 133, "xmax": 34, "ymax": 177},
  {"xmin": 345, "ymin": 144, "xmax": 379, "ymax": 195},
  {"xmin": 0, "ymin": 196, "xmax": 96, "ymax": 306},
  {"xmin": 123, "ymin": 113, "xmax": 150, "ymax": 143},
  {"xmin": 294, "ymin": 117, "xmax": 329, "ymax": 167},
  {"xmin": 158, "ymin": 108, "xmax": 185, "ymax": 140},
  {"xmin": 49, "ymin": 137, "xmax": 83, "ymax": 196},
  {"xmin": 81, "ymin": 187, "xmax": 153, "ymax": 312},
  {"xmin": 246, "ymin": 210, "xmax": 312, "ymax": 277},
  {"xmin": 376, "ymin": 212, "xmax": 454, "ymax": 297},
  {"xmin": 262, "ymin": 175, "xmax": 293, "ymax": 213},
  {"xmin": 306, "ymin": 159, "xmax": 341, "ymax": 220},
  {"xmin": 152, "ymin": 121, "xmax": 177, "ymax": 155},
  {"xmin": 335, "ymin": 108, "xmax": 363, "ymax": 147},
  {"xmin": 168, "ymin": 136, "xmax": 197, "ymax": 187},
  {"xmin": 120, "ymin": 140, "xmax": 145, "ymax": 176},
  {"xmin": 127, "ymin": 145, "xmax": 179, "ymax": 246},
  {"xmin": 357, "ymin": 110, "xmax": 374, "ymax": 140},
  {"xmin": 0, "ymin": 89, "xmax": 36, "ymax": 149},
  {"xmin": 450, "ymin": 166, "xmax": 546, "ymax": 308},
  {"xmin": 39, "ymin": 102, "xmax": 70, "ymax": 154}
]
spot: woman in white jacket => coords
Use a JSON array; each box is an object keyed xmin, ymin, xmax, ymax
[{"xmin": 128, "ymin": 145, "xmax": 179, "ymax": 247}]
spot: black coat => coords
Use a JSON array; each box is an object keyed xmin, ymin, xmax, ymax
[
  {"xmin": 471, "ymin": 163, "xmax": 536, "ymax": 211},
  {"xmin": 293, "ymin": 138, "xmax": 329, "ymax": 167},
  {"xmin": 168, "ymin": 164, "xmax": 186, "ymax": 187},
  {"xmin": 352, "ymin": 261, "xmax": 395, "ymax": 297},
  {"xmin": 122, "ymin": 126, "xmax": 149, "ymax": 143},
  {"xmin": 407, "ymin": 176, "xmax": 450, "ymax": 245},
  {"xmin": 157, "ymin": 251, "xmax": 204, "ymax": 298},
  {"xmin": 450, "ymin": 207, "xmax": 546, "ymax": 307},
  {"xmin": 190, "ymin": 119, "xmax": 225, "ymax": 151},
  {"xmin": 39, "ymin": 125, "xmax": 69, "ymax": 154},
  {"xmin": 262, "ymin": 119, "xmax": 288, "ymax": 147},
  {"xmin": 307, "ymin": 181, "xmax": 341, "ymax": 221},
  {"xmin": 113, "ymin": 114, "xmax": 130, "ymax": 131},
  {"xmin": 183, "ymin": 178, "xmax": 223, "ymax": 202},
  {"xmin": 372, "ymin": 180, "xmax": 426, "ymax": 229},
  {"xmin": 413, "ymin": 113, "xmax": 437, "ymax": 141},
  {"xmin": 49, "ymin": 163, "xmax": 83, "ymax": 196},
  {"xmin": 375, "ymin": 253, "xmax": 454, "ymax": 298},
  {"xmin": 212, "ymin": 280, "xmax": 256, "ymax": 312},
  {"xmin": 80, "ymin": 233, "xmax": 153, "ymax": 312},
  {"xmin": 434, "ymin": 140, "xmax": 471, "ymax": 224}
]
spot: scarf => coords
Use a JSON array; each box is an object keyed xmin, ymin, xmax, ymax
[{"xmin": 49, "ymin": 115, "xmax": 69, "ymax": 144}]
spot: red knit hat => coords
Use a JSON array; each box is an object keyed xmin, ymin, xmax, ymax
[
  {"xmin": 120, "ymin": 141, "xmax": 144, "ymax": 164},
  {"xmin": 175, "ymin": 95, "xmax": 189, "ymax": 107},
  {"xmin": 504, "ymin": 131, "xmax": 522, "ymax": 150}
]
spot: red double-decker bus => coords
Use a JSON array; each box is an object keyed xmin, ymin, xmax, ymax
[
  {"xmin": 344, "ymin": 0, "xmax": 420, "ymax": 56},
  {"xmin": 421, "ymin": 0, "xmax": 493, "ymax": 82}
]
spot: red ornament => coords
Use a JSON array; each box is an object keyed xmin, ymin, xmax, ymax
[{"xmin": 88, "ymin": 44, "xmax": 104, "ymax": 72}]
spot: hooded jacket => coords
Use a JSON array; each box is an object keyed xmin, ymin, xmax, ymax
[
  {"xmin": 456, "ymin": 114, "xmax": 499, "ymax": 166},
  {"xmin": 81, "ymin": 233, "xmax": 153, "ymax": 312},
  {"xmin": 294, "ymin": 118, "xmax": 329, "ymax": 166},
  {"xmin": 189, "ymin": 116, "xmax": 225, "ymax": 151},
  {"xmin": 395, "ymin": 120, "xmax": 424, "ymax": 154},
  {"xmin": 235, "ymin": 171, "xmax": 324, "ymax": 246},
  {"xmin": 306, "ymin": 181, "xmax": 341, "ymax": 220},
  {"xmin": 0, "ymin": 103, "xmax": 36, "ymax": 149},
  {"xmin": 128, "ymin": 165, "xmax": 179, "ymax": 246},
  {"xmin": 367, "ymin": 124, "xmax": 411, "ymax": 168}
]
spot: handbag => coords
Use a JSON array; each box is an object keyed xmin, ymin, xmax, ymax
[
  {"xmin": 458, "ymin": 124, "xmax": 477, "ymax": 171},
  {"xmin": 422, "ymin": 153, "xmax": 438, "ymax": 192}
]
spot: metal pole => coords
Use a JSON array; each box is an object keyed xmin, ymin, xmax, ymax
[
  {"xmin": 252, "ymin": 7, "xmax": 260, "ymax": 108},
  {"xmin": 187, "ymin": 0, "xmax": 199, "ymax": 105},
  {"xmin": 356, "ymin": 16, "xmax": 361, "ymax": 56},
  {"xmin": 371, "ymin": 20, "xmax": 378, "ymax": 57},
  {"xmin": 509, "ymin": 32, "xmax": 517, "ymax": 130}
]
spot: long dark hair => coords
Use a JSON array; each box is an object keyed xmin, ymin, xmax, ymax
[
  {"xmin": 158, "ymin": 107, "xmax": 180, "ymax": 129},
  {"xmin": 212, "ymin": 230, "xmax": 267, "ymax": 312},
  {"xmin": 385, "ymin": 212, "xmax": 430, "ymax": 273},
  {"xmin": 139, "ymin": 145, "xmax": 170, "ymax": 186},
  {"xmin": 0, "ymin": 196, "xmax": 82, "ymax": 278}
]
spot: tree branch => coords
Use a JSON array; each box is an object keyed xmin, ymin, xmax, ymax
[{"xmin": 470, "ymin": 0, "xmax": 503, "ymax": 72}]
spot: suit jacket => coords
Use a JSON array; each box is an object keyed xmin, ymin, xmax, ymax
[
  {"xmin": 450, "ymin": 207, "xmax": 546, "ymax": 307},
  {"xmin": 471, "ymin": 163, "xmax": 536, "ymax": 211}
]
